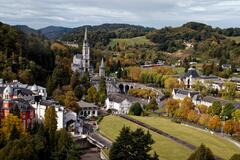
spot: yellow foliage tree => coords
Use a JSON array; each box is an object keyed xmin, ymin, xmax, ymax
[
  {"xmin": 187, "ymin": 110, "xmax": 200, "ymax": 122},
  {"xmin": 208, "ymin": 115, "xmax": 221, "ymax": 130},
  {"xmin": 0, "ymin": 114, "xmax": 24, "ymax": 140},
  {"xmin": 164, "ymin": 77, "xmax": 181, "ymax": 92},
  {"xmin": 164, "ymin": 98, "xmax": 179, "ymax": 117},
  {"xmin": 198, "ymin": 114, "xmax": 211, "ymax": 127}
]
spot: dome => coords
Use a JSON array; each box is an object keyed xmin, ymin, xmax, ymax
[
  {"xmin": 3, "ymin": 85, "xmax": 13, "ymax": 96},
  {"xmin": 31, "ymin": 84, "xmax": 38, "ymax": 91}
]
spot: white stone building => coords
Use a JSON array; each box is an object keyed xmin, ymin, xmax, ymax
[
  {"xmin": 105, "ymin": 93, "xmax": 148, "ymax": 114},
  {"xmin": 77, "ymin": 101, "xmax": 98, "ymax": 118}
]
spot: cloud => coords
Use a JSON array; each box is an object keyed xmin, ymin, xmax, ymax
[{"xmin": 0, "ymin": 0, "xmax": 239, "ymax": 29}]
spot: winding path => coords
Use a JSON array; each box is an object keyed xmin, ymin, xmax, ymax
[{"xmin": 119, "ymin": 115, "xmax": 223, "ymax": 160}]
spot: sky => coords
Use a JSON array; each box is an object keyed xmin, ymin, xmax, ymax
[{"xmin": 0, "ymin": 0, "xmax": 240, "ymax": 29}]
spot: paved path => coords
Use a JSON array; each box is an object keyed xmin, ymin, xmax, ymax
[
  {"xmin": 89, "ymin": 132, "xmax": 112, "ymax": 148},
  {"xmin": 119, "ymin": 115, "xmax": 223, "ymax": 160}
]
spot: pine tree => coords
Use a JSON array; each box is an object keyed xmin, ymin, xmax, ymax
[
  {"xmin": 187, "ymin": 144, "xmax": 215, "ymax": 160},
  {"xmin": 109, "ymin": 126, "xmax": 158, "ymax": 160}
]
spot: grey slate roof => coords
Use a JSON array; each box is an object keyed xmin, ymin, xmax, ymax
[
  {"xmin": 173, "ymin": 88, "xmax": 200, "ymax": 98},
  {"xmin": 77, "ymin": 101, "xmax": 98, "ymax": 109},
  {"xmin": 182, "ymin": 68, "xmax": 199, "ymax": 79}
]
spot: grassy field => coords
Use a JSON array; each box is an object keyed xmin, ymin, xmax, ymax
[
  {"xmin": 131, "ymin": 116, "xmax": 240, "ymax": 160},
  {"xmin": 108, "ymin": 36, "xmax": 154, "ymax": 48},
  {"xmin": 226, "ymin": 36, "xmax": 240, "ymax": 43},
  {"xmin": 99, "ymin": 115, "xmax": 192, "ymax": 160}
]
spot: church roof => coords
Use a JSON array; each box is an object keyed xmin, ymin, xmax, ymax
[{"xmin": 182, "ymin": 68, "xmax": 199, "ymax": 79}]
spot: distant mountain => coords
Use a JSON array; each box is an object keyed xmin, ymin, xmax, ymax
[
  {"xmin": 38, "ymin": 26, "xmax": 72, "ymax": 40},
  {"xmin": 14, "ymin": 25, "xmax": 39, "ymax": 35}
]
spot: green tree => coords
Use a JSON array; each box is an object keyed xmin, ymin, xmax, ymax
[
  {"xmin": 52, "ymin": 66, "xmax": 70, "ymax": 87},
  {"xmin": 221, "ymin": 103, "xmax": 235, "ymax": 120},
  {"xmin": 53, "ymin": 129, "xmax": 80, "ymax": 160},
  {"xmin": 232, "ymin": 109, "xmax": 240, "ymax": 120},
  {"xmin": 128, "ymin": 102, "xmax": 143, "ymax": 116},
  {"xmin": 109, "ymin": 126, "xmax": 158, "ymax": 160},
  {"xmin": 222, "ymin": 82, "xmax": 237, "ymax": 100},
  {"xmin": 187, "ymin": 144, "xmax": 215, "ymax": 160},
  {"xmin": 70, "ymin": 72, "xmax": 80, "ymax": 89},
  {"xmin": 74, "ymin": 85, "xmax": 83, "ymax": 100},
  {"xmin": 98, "ymin": 78, "xmax": 107, "ymax": 105},
  {"xmin": 86, "ymin": 86, "xmax": 98, "ymax": 103},
  {"xmin": 44, "ymin": 106, "xmax": 57, "ymax": 147},
  {"xmin": 208, "ymin": 101, "xmax": 222, "ymax": 116}
]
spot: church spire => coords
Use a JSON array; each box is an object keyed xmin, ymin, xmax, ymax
[{"xmin": 84, "ymin": 27, "xmax": 87, "ymax": 41}]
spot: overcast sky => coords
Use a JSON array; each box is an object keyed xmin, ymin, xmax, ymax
[{"xmin": 0, "ymin": 0, "xmax": 240, "ymax": 29}]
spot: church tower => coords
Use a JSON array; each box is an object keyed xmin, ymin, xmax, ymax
[
  {"xmin": 99, "ymin": 58, "xmax": 105, "ymax": 77},
  {"xmin": 82, "ymin": 27, "xmax": 90, "ymax": 72}
]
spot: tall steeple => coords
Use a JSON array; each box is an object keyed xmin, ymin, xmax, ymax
[
  {"xmin": 82, "ymin": 27, "xmax": 90, "ymax": 72},
  {"xmin": 99, "ymin": 58, "xmax": 105, "ymax": 77}
]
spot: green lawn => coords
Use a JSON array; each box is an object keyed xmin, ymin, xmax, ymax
[
  {"xmin": 131, "ymin": 116, "xmax": 240, "ymax": 160},
  {"xmin": 108, "ymin": 36, "xmax": 154, "ymax": 48},
  {"xmin": 99, "ymin": 115, "xmax": 192, "ymax": 160}
]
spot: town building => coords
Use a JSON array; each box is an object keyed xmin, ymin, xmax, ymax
[
  {"xmin": 0, "ymin": 85, "xmax": 35, "ymax": 130},
  {"xmin": 105, "ymin": 93, "xmax": 148, "ymax": 114},
  {"xmin": 77, "ymin": 101, "xmax": 98, "ymax": 118}
]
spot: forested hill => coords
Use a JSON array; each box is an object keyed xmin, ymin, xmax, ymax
[
  {"xmin": 146, "ymin": 22, "xmax": 240, "ymax": 64},
  {"xmin": 0, "ymin": 22, "xmax": 55, "ymax": 85},
  {"xmin": 59, "ymin": 23, "xmax": 154, "ymax": 46}
]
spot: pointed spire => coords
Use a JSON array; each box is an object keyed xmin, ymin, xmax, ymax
[
  {"xmin": 84, "ymin": 27, "xmax": 87, "ymax": 41},
  {"xmin": 100, "ymin": 58, "xmax": 104, "ymax": 68}
]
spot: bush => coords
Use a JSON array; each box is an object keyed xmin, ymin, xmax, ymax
[{"xmin": 128, "ymin": 103, "xmax": 143, "ymax": 116}]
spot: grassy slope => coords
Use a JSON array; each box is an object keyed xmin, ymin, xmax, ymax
[
  {"xmin": 99, "ymin": 115, "xmax": 192, "ymax": 160},
  {"xmin": 131, "ymin": 116, "xmax": 240, "ymax": 160},
  {"xmin": 226, "ymin": 36, "xmax": 240, "ymax": 43},
  {"xmin": 108, "ymin": 36, "xmax": 154, "ymax": 47}
]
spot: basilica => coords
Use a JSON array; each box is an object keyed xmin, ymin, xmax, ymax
[{"xmin": 71, "ymin": 28, "xmax": 105, "ymax": 77}]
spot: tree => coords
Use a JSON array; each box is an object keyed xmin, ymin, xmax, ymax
[
  {"xmin": 98, "ymin": 78, "xmax": 107, "ymax": 105},
  {"xmin": 53, "ymin": 129, "xmax": 80, "ymax": 160},
  {"xmin": 224, "ymin": 120, "xmax": 235, "ymax": 135},
  {"xmin": 197, "ymin": 104, "xmax": 208, "ymax": 114},
  {"xmin": 0, "ymin": 114, "xmax": 24, "ymax": 141},
  {"xmin": 74, "ymin": 85, "xmax": 83, "ymax": 100},
  {"xmin": 44, "ymin": 106, "xmax": 57, "ymax": 147},
  {"xmin": 208, "ymin": 115, "xmax": 221, "ymax": 130},
  {"xmin": 164, "ymin": 77, "xmax": 180, "ymax": 92},
  {"xmin": 187, "ymin": 144, "xmax": 215, "ymax": 160},
  {"xmin": 208, "ymin": 101, "xmax": 222, "ymax": 116},
  {"xmin": 222, "ymin": 82, "xmax": 237, "ymax": 100},
  {"xmin": 52, "ymin": 66, "xmax": 70, "ymax": 88},
  {"xmin": 70, "ymin": 72, "xmax": 80, "ymax": 89},
  {"xmin": 145, "ymin": 98, "xmax": 158, "ymax": 111},
  {"xmin": 64, "ymin": 91, "xmax": 79, "ymax": 112},
  {"xmin": 86, "ymin": 86, "xmax": 98, "ymax": 103},
  {"xmin": 109, "ymin": 126, "xmax": 158, "ymax": 160},
  {"xmin": 187, "ymin": 110, "xmax": 200, "ymax": 123},
  {"xmin": 221, "ymin": 103, "xmax": 235, "ymax": 120},
  {"xmin": 164, "ymin": 98, "xmax": 179, "ymax": 117},
  {"xmin": 129, "ymin": 102, "xmax": 143, "ymax": 116},
  {"xmin": 229, "ymin": 154, "xmax": 240, "ymax": 160},
  {"xmin": 198, "ymin": 114, "xmax": 211, "ymax": 127},
  {"xmin": 180, "ymin": 97, "xmax": 195, "ymax": 119},
  {"xmin": 232, "ymin": 109, "xmax": 240, "ymax": 120}
]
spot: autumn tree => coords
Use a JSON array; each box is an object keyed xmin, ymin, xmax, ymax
[
  {"xmin": 187, "ymin": 110, "xmax": 200, "ymax": 123},
  {"xmin": 164, "ymin": 77, "xmax": 180, "ymax": 92},
  {"xmin": 224, "ymin": 120, "xmax": 235, "ymax": 135},
  {"xmin": 208, "ymin": 115, "xmax": 221, "ymax": 130},
  {"xmin": 64, "ymin": 91, "xmax": 79, "ymax": 112},
  {"xmin": 197, "ymin": 104, "xmax": 208, "ymax": 114},
  {"xmin": 128, "ymin": 66, "xmax": 141, "ymax": 82},
  {"xmin": 180, "ymin": 97, "xmax": 195, "ymax": 119},
  {"xmin": 198, "ymin": 114, "xmax": 211, "ymax": 127},
  {"xmin": 0, "ymin": 114, "xmax": 24, "ymax": 141},
  {"xmin": 164, "ymin": 98, "xmax": 179, "ymax": 117}
]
